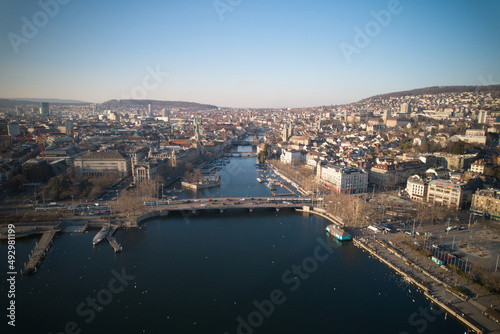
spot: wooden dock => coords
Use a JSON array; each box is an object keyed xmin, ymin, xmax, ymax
[
  {"xmin": 23, "ymin": 230, "xmax": 57, "ymax": 275},
  {"xmin": 106, "ymin": 225, "xmax": 122, "ymax": 253}
]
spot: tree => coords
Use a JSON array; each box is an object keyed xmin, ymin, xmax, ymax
[
  {"xmin": 193, "ymin": 169, "xmax": 203, "ymax": 184},
  {"xmin": 8, "ymin": 174, "xmax": 28, "ymax": 193},
  {"xmin": 185, "ymin": 162, "xmax": 194, "ymax": 172}
]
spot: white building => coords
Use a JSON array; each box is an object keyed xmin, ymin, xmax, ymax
[
  {"xmin": 317, "ymin": 164, "xmax": 368, "ymax": 194},
  {"xmin": 405, "ymin": 175, "xmax": 428, "ymax": 201},
  {"xmin": 280, "ymin": 149, "xmax": 302, "ymax": 165}
]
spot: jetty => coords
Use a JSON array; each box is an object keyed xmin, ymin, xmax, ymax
[
  {"xmin": 106, "ymin": 225, "xmax": 122, "ymax": 253},
  {"xmin": 23, "ymin": 229, "xmax": 58, "ymax": 275}
]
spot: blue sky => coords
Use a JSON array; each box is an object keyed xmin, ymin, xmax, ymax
[{"xmin": 0, "ymin": 0, "xmax": 499, "ymax": 108}]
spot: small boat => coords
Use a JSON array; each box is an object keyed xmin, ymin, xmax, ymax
[
  {"xmin": 93, "ymin": 226, "xmax": 110, "ymax": 246},
  {"xmin": 326, "ymin": 225, "xmax": 351, "ymax": 241}
]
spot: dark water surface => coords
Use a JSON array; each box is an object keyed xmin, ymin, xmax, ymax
[{"xmin": 1, "ymin": 149, "xmax": 466, "ymax": 333}]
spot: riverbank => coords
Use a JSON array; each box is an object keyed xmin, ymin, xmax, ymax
[
  {"xmin": 354, "ymin": 235, "xmax": 498, "ymax": 333},
  {"xmin": 269, "ymin": 161, "xmax": 499, "ymax": 333}
]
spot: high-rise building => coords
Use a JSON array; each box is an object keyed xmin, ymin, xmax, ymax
[
  {"xmin": 282, "ymin": 124, "xmax": 293, "ymax": 142},
  {"xmin": 400, "ymin": 103, "xmax": 411, "ymax": 114},
  {"xmin": 383, "ymin": 110, "xmax": 391, "ymax": 123},
  {"xmin": 65, "ymin": 120, "xmax": 73, "ymax": 135},
  {"xmin": 162, "ymin": 108, "xmax": 169, "ymax": 117},
  {"xmin": 40, "ymin": 102, "xmax": 50, "ymax": 116},
  {"xmin": 7, "ymin": 123, "xmax": 21, "ymax": 137},
  {"xmin": 148, "ymin": 104, "xmax": 153, "ymax": 117},
  {"xmin": 478, "ymin": 110, "xmax": 487, "ymax": 124}
]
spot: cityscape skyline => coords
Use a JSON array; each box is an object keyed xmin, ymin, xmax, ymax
[{"xmin": 0, "ymin": 0, "xmax": 499, "ymax": 108}]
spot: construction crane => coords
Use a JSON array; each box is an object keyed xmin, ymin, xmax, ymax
[{"xmin": 0, "ymin": 135, "xmax": 44, "ymax": 158}]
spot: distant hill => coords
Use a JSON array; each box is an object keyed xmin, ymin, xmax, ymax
[
  {"xmin": 102, "ymin": 99, "xmax": 218, "ymax": 110},
  {"xmin": 361, "ymin": 85, "xmax": 500, "ymax": 102},
  {"xmin": 0, "ymin": 98, "xmax": 91, "ymax": 107}
]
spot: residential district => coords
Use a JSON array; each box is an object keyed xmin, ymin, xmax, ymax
[{"xmin": 1, "ymin": 85, "xmax": 500, "ymax": 332}]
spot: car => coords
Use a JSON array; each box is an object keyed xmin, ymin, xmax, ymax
[
  {"xmin": 226, "ymin": 198, "xmax": 231, "ymax": 201},
  {"xmin": 111, "ymin": 197, "xmax": 117, "ymax": 201},
  {"xmin": 201, "ymin": 204, "xmax": 207, "ymax": 207},
  {"xmin": 208, "ymin": 199, "xmax": 213, "ymax": 202}
]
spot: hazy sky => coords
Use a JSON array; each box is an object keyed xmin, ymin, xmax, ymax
[{"xmin": 0, "ymin": 0, "xmax": 499, "ymax": 108}]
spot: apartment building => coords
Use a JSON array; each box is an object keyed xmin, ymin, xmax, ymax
[
  {"xmin": 427, "ymin": 179, "xmax": 472, "ymax": 210},
  {"xmin": 280, "ymin": 149, "xmax": 302, "ymax": 165},
  {"xmin": 471, "ymin": 188, "xmax": 500, "ymax": 219},
  {"xmin": 405, "ymin": 175, "xmax": 429, "ymax": 201},
  {"xmin": 317, "ymin": 163, "xmax": 368, "ymax": 194}
]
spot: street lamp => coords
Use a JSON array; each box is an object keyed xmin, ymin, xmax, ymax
[{"xmin": 71, "ymin": 195, "xmax": 74, "ymax": 207}]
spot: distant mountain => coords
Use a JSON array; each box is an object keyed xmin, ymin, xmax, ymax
[
  {"xmin": 361, "ymin": 85, "xmax": 500, "ymax": 102},
  {"xmin": 101, "ymin": 99, "xmax": 218, "ymax": 110},
  {"xmin": 0, "ymin": 98, "xmax": 91, "ymax": 107}
]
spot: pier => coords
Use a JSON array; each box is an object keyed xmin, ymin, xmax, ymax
[
  {"xmin": 23, "ymin": 229, "xmax": 58, "ymax": 275},
  {"xmin": 106, "ymin": 225, "xmax": 122, "ymax": 253}
]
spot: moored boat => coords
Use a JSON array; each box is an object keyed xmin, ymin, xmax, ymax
[
  {"xmin": 93, "ymin": 226, "xmax": 110, "ymax": 246},
  {"xmin": 326, "ymin": 224, "xmax": 351, "ymax": 241}
]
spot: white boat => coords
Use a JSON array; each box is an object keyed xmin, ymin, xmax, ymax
[
  {"xmin": 93, "ymin": 226, "xmax": 109, "ymax": 246},
  {"xmin": 257, "ymin": 178, "xmax": 263, "ymax": 183}
]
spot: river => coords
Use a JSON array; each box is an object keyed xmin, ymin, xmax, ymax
[{"xmin": 0, "ymin": 143, "xmax": 466, "ymax": 333}]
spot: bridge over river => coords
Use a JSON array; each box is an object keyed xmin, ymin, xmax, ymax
[{"xmin": 135, "ymin": 196, "xmax": 327, "ymax": 225}]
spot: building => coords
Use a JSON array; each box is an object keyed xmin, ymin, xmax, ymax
[
  {"xmin": 64, "ymin": 120, "xmax": 73, "ymax": 135},
  {"xmin": 7, "ymin": 123, "xmax": 21, "ymax": 137},
  {"xmin": 386, "ymin": 118, "xmax": 411, "ymax": 128},
  {"xmin": 400, "ymin": 103, "xmax": 411, "ymax": 114},
  {"xmin": 282, "ymin": 124, "xmax": 293, "ymax": 142},
  {"xmin": 74, "ymin": 150, "xmax": 131, "ymax": 178},
  {"xmin": 405, "ymin": 175, "xmax": 429, "ymax": 201},
  {"xmin": 280, "ymin": 149, "xmax": 302, "ymax": 165},
  {"xmin": 148, "ymin": 104, "xmax": 153, "ymax": 117},
  {"xmin": 427, "ymin": 179, "xmax": 472, "ymax": 210},
  {"xmin": 469, "ymin": 159, "xmax": 486, "ymax": 174},
  {"xmin": 369, "ymin": 160, "xmax": 426, "ymax": 189},
  {"xmin": 434, "ymin": 153, "xmax": 478, "ymax": 171},
  {"xmin": 289, "ymin": 135, "xmax": 310, "ymax": 146},
  {"xmin": 306, "ymin": 151, "xmax": 321, "ymax": 168},
  {"xmin": 40, "ymin": 102, "xmax": 50, "ymax": 116},
  {"xmin": 471, "ymin": 188, "xmax": 500, "ymax": 219},
  {"xmin": 478, "ymin": 110, "xmax": 488, "ymax": 124},
  {"xmin": 133, "ymin": 159, "xmax": 161, "ymax": 184},
  {"xmin": 317, "ymin": 163, "xmax": 368, "ymax": 194}
]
